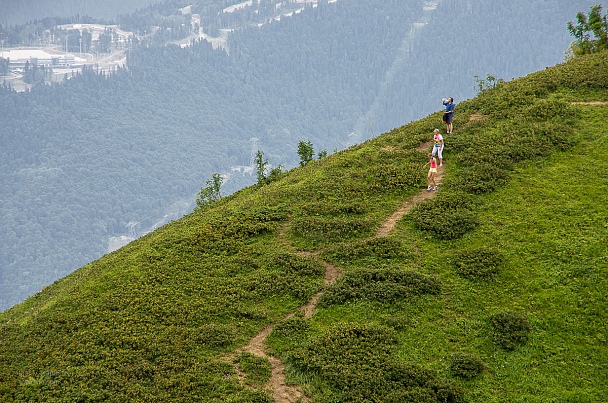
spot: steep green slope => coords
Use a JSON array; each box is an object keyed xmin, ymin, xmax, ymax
[{"xmin": 1, "ymin": 52, "xmax": 607, "ymax": 402}]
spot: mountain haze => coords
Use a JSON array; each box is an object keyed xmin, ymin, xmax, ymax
[{"xmin": 1, "ymin": 49, "xmax": 607, "ymax": 401}]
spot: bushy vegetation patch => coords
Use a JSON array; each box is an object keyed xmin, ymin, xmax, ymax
[
  {"xmin": 452, "ymin": 163, "xmax": 510, "ymax": 194},
  {"xmin": 264, "ymin": 252, "xmax": 325, "ymax": 277},
  {"xmin": 245, "ymin": 270, "xmax": 320, "ymax": 299},
  {"xmin": 453, "ymin": 247, "xmax": 503, "ymax": 279},
  {"xmin": 236, "ymin": 352, "xmax": 272, "ymax": 388},
  {"xmin": 290, "ymin": 215, "xmax": 375, "ymax": 244},
  {"xmin": 369, "ymin": 160, "xmax": 422, "ymax": 191},
  {"xmin": 409, "ymin": 197, "xmax": 479, "ymax": 240},
  {"xmin": 490, "ymin": 311, "xmax": 531, "ymax": 350},
  {"xmin": 320, "ymin": 237, "xmax": 410, "ymax": 265},
  {"xmin": 318, "ymin": 268, "xmax": 441, "ymax": 307},
  {"xmin": 271, "ymin": 314, "xmax": 311, "ymax": 339},
  {"xmin": 450, "ymin": 353, "xmax": 485, "ymax": 379},
  {"xmin": 298, "ymin": 199, "xmax": 367, "ymax": 216},
  {"xmin": 287, "ymin": 323, "xmax": 463, "ymax": 402}
]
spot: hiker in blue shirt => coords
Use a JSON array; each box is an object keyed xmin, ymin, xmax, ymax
[{"xmin": 442, "ymin": 97, "xmax": 455, "ymax": 134}]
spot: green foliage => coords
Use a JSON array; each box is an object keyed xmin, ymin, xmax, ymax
[
  {"xmin": 409, "ymin": 198, "xmax": 479, "ymax": 240},
  {"xmin": 450, "ymin": 353, "xmax": 485, "ymax": 379},
  {"xmin": 265, "ymin": 252, "xmax": 325, "ymax": 277},
  {"xmin": 195, "ymin": 173, "xmax": 224, "ymax": 211},
  {"xmin": 490, "ymin": 311, "xmax": 531, "ymax": 350},
  {"xmin": 297, "ymin": 140, "xmax": 314, "ymax": 166},
  {"xmin": 254, "ymin": 150, "xmax": 283, "ymax": 185},
  {"xmin": 290, "ymin": 215, "xmax": 375, "ymax": 244},
  {"xmin": 236, "ymin": 352, "xmax": 272, "ymax": 387},
  {"xmin": 567, "ymin": 5, "xmax": 608, "ymax": 57},
  {"xmin": 255, "ymin": 150, "xmax": 269, "ymax": 184},
  {"xmin": 320, "ymin": 237, "xmax": 409, "ymax": 265},
  {"xmin": 287, "ymin": 323, "xmax": 464, "ymax": 402},
  {"xmin": 453, "ymin": 247, "xmax": 503, "ymax": 279},
  {"xmin": 318, "ymin": 268, "xmax": 441, "ymax": 307},
  {"xmin": 473, "ymin": 74, "xmax": 504, "ymax": 94},
  {"xmin": 271, "ymin": 314, "xmax": 310, "ymax": 339}
]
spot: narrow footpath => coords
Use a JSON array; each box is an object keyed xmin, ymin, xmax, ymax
[{"xmin": 234, "ymin": 140, "xmax": 444, "ymax": 402}]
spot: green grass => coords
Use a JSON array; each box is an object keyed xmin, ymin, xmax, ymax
[{"xmin": 1, "ymin": 52, "xmax": 608, "ymax": 402}]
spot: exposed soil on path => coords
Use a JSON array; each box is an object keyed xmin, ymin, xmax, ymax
[
  {"xmin": 239, "ymin": 258, "xmax": 338, "ymax": 402},
  {"xmin": 236, "ymin": 139, "xmax": 446, "ymax": 402},
  {"xmin": 570, "ymin": 101, "xmax": 608, "ymax": 105}
]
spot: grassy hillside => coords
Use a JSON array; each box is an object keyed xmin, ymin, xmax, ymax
[{"xmin": 1, "ymin": 52, "xmax": 607, "ymax": 402}]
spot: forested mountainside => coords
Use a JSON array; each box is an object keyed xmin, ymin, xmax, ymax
[
  {"xmin": 0, "ymin": 0, "xmax": 157, "ymax": 26},
  {"xmin": 1, "ymin": 50, "xmax": 606, "ymax": 402},
  {"xmin": 0, "ymin": 0, "xmax": 599, "ymax": 311}
]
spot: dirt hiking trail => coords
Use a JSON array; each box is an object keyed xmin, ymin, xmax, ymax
[{"xmin": 233, "ymin": 138, "xmax": 447, "ymax": 402}]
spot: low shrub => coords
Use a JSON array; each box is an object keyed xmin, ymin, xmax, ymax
[
  {"xmin": 271, "ymin": 315, "xmax": 310, "ymax": 338},
  {"xmin": 410, "ymin": 200, "xmax": 479, "ymax": 240},
  {"xmin": 450, "ymin": 352, "xmax": 485, "ymax": 379},
  {"xmin": 245, "ymin": 271, "xmax": 319, "ymax": 299},
  {"xmin": 235, "ymin": 352, "xmax": 272, "ymax": 387},
  {"xmin": 290, "ymin": 216, "xmax": 375, "ymax": 243},
  {"xmin": 490, "ymin": 311, "xmax": 531, "ymax": 350},
  {"xmin": 298, "ymin": 199, "xmax": 367, "ymax": 216},
  {"xmin": 318, "ymin": 268, "xmax": 441, "ymax": 307},
  {"xmin": 196, "ymin": 323, "xmax": 235, "ymax": 348},
  {"xmin": 265, "ymin": 252, "xmax": 325, "ymax": 277},
  {"xmin": 287, "ymin": 323, "xmax": 464, "ymax": 401},
  {"xmin": 453, "ymin": 247, "xmax": 503, "ymax": 279},
  {"xmin": 320, "ymin": 237, "xmax": 408, "ymax": 265},
  {"xmin": 454, "ymin": 163, "xmax": 510, "ymax": 194}
]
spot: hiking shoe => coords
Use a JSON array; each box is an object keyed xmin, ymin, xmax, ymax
[
  {"xmin": 427, "ymin": 186, "xmax": 432, "ymax": 191},
  {"xmin": 433, "ymin": 186, "xmax": 438, "ymax": 191}
]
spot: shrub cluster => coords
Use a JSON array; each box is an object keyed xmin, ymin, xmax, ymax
[
  {"xmin": 370, "ymin": 161, "xmax": 421, "ymax": 191},
  {"xmin": 298, "ymin": 199, "xmax": 367, "ymax": 216},
  {"xmin": 450, "ymin": 353, "xmax": 485, "ymax": 379},
  {"xmin": 453, "ymin": 247, "xmax": 503, "ymax": 279},
  {"xmin": 271, "ymin": 315, "xmax": 310, "ymax": 338},
  {"xmin": 288, "ymin": 323, "xmax": 464, "ymax": 402},
  {"xmin": 245, "ymin": 270, "xmax": 319, "ymax": 299},
  {"xmin": 290, "ymin": 216, "xmax": 375, "ymax": 243},
  {"xmin": 490, "ymin": 311, "xmax": 531, "ymax": 350},
  {"xmin": 236, "ymin": 352, "xmax": 272, "ymax": 388},
  {"xmin": 320, "ymin": 237, "xmax": 408, "ymax": 265},
  {"xmin": 318, "ymin": 268, "xmax": 441, "ymax": 307},
  {"xmin": 409, "ymin": 198, "xmax": 479, "ymax": 240},
  {"xmin": 265, "ymin": 252, "xmax": 325, "ymax": 277}
]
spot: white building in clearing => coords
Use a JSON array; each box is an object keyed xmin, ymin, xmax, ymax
[{"xmin": 2, "ymin": 49, "xmax": 79, "ymax": 70}]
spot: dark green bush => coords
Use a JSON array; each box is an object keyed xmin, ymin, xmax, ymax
[
  {"xmin": 245, "ymin": 271, "xmax": 319, "ymax": 299},
  {"xmin": 320, "ymin": 237, "xmax": 408, "ymax": 265},
  {"xmin": 450, "ymin": 353, "xmax": 485, "ymax": 379},
  {"xmin": 287, "ymin": 323, "xmax": 464, "ymax": 401},
  {"xmin": 290, "ymin": 216, "xmax": 375, "ymax": 243},
  {"xmin": 384, "ymin": 315, "xmax": 410, "ymax": 331},
  {"xmin": 235, "ymin": 352, "xmax": 272, "ymax": 387},
  {"xmin": 453, "ymin": 247, "xmax": 503, "ymax": 279},
  {"xmin": 454, "ymin": 163, "xmax": 510, "ymax": 194},
  {"xmin": 318, "ymin": 268, "xmax": 441, "ymax": 307},
  {"xmin": 410, "ymin": 200, "xmax": 479, "ymax": 240},
  {"xmin": 265, "ymin": 252, "xmax": 325, "ymax": 277},
  {"xmin": 298, "ymin": 199, "xmax": 367, "ymax": 216},
  {"xmin": 490, "ymin": 311, "xmax": 531, "ymax": 350},
  {"xmin": 271, "ymin": 315, "xmax": 310, "ymax": 338},
  {"xmin": 196, "ymin": 323, "xmax": 235, "ymax": 348}
]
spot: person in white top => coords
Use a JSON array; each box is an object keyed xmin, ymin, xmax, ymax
[{"xmin": 431, "ymin": 129, "xmax": 444, "ymax": 167}]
